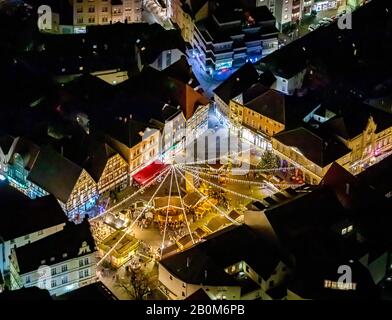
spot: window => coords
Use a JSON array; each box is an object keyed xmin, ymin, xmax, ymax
[
  {"xmin": 51, "ymin": 268, "xmax": 57, "ymax": 276},
  {"xmin": 62, "ymin": 276, "xmax": 68, "ymax": 285},
  {"xmin": 88, "ymin": 17, "xmax": 95, "ymax": 23},
  {"xmin": 182, "ymin": 292, "xmax": 185, "ymax": 297},
  {"xmin": 84, "ymin": 269, "xmax": 89, "ymax": 277},
  {"xmin": 51, "ymin": 280, "xmax": 57, "ymax": 288},
  {"xmin": 25, "ymin": 276, "xmax": 31, "ymax": 284},
  {"xmin": 102, "ymin": 7, "xmax": 108, "ymax": 12},
  {"xmin": 169, "ymin": 276, "xmax": 173, "ymax": 280},
  {"xmin": 77, "ymin": 6, "xmax": 83, "ymax": 13},
  {"xmin": 79, "ymin": 271, "xmax": 84, "ymax": 279},
  {"xmin": 79, "ymin": 259, "xmax": 84, "ymax": 267},
  {"xmin": 61, "ymin": 265, "xmax": 68, "ymax": 273},
  {"xmin": 84, "ymin": 257, "xmax": 89, "ymax": 265},
  {"xmin": 77, "ymin": 18, "xmax": 83, "ymax": 24},
  {"xmin": 24, "ymin": 234, "xmax": 30, "ymax": 240},
  {"xmin": 88, "ymin": 6, "xmax": 95, "ymax": 13}
]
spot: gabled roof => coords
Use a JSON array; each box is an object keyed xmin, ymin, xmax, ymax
[
  {"xmin": 0, "ymin": 135, "xmax": 15, "ymax": 156},
  {"xmin": 137, "ymin": 27, "xmax": 186, "ymax": 65},
  {"xmin": 27, "ymin": 146, "xmax": 83, "ymax": 203},
  {"xmin": 15, "ymin": 218, "xmax": 96, "ymax": 274},
  {"xmin": 103, "ymin": 117, "xmax": 155, "ymax": 149},
  {"xmin": 9, "ymin": 137, "xmax": 40, "ymax": 171},
  {"xmin": 245, "ymin": 89, "xmax": 286, "ymax": 124},
  {"xmin": 213, "ymin": 63, "xmax": 259, "ymax": 105},
  {"xmin": 185, "ymin": 288, "xmax": 211, "ymax": 300},
  {"xmin": 51, "ymin": 133, "xmax": 121, "ymax": 183},
  {"xmin": 265, "ymin": 187, "xmax": 348, "ymax": 248},
  {"xmin": 273, "ymin": 127, "xmax": 351, "ymax": 167},
  {"xmin": 0, "ymin": 185, "xmax": 67, "ymax": 241},
  {"xmin": 358, "ymin": 154, "xmax": 392, "ymax": 196},
  {"xmin": 163, "ymin": 56, "xmax": 200, "ymax": 89}
]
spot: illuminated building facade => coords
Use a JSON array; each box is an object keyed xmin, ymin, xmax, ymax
[
  {"xmin": 104, "ymin": 118, "xmax": 161, "ymax": 176},
  {"xmin": 193, "ymin": 5, "xmax": 278, "ymax": 77},
  {"xmin": 0, "ymin": 137, "xmax": 48, "ymax": 199},
  {"xmin": 73, "ymin": 0, "xmax": 143, "ymax": 26},
  {"xmin": 97, "ymin": 153, "xmax": 129, "ymax": 195},
  {"xmin": 9, "ymin": 219, "xmax": 97, "ymax": 297},
  {"xmin": 27, "ymin": 147, "xmax": 98, "ymax": 218},
  {"xmin": 271, "ymin": 114, "xmax": 392, "ymax": 184},
  {"xmin": 229, "ymin": 86, "xmax": 286, "ymax": 149},
  {"xmin": 0, "ymin": 186, "xmax": 67, "ymax": 288},
  {"xmin": 272, "ymin": 127, "xmax": 352, "ymax": 184},
  {"xmin": 171, "ymin": 0, "xmax": 209, "ymax": 43}
]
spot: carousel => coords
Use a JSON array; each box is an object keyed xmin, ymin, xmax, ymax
[{"xmin": 153, "ymin": 196, "xmax": 185, "ymax": 228}]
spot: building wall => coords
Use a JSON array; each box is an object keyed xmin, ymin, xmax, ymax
[
  {"xmin": 129, "ymin": 129, "xmax": 161, "ymax": 174},
  {"xmin": 150, "ymin": 49, "xmax": 184, "ymax": 71},
  {"xmin": 272, "ymin": 137, "xmax": 351, "ymax": 184},
  {"xmin": 158, "ymin": 263, "xmax": 243, "ymax": 300},
  {"xmin": 214, "ymin": 95, "xmax": 230, "ymax": 118},
  {"xmin": 10, "ymin": 250, "xmax": 97, "ymax": 297},
  {"xmin": 172, "ymin": 0, "xmax": 209, "ymax": 44},
  {"xmin": 172, "ymin": 0, "xmax": 194, "ymax": 43},
  {"xmin": 0, "ymin": 223, "xmax": 66, "ymax": 284},
  {"xmin": 97, "ymin": 154, "xmax": 129, "ymax": 195},
  {"xmin": 272, "ymin": 69, "xmax": 306, "ymax": 96},
  {"xmin": 229, "ymin": 100, "xmax": 285, "ymax": 137},
  {"xmin": 186, "ymin": 104, "xmax": 210, "ymax": 142},
  {"xmin": 66, "ymin": 169, "xmax": 98, "ymax": 216},
  {"xmin": 73, "ymin": 0, "xmax": 142, "ymax": 26}
]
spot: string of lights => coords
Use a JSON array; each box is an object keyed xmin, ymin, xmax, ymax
[
  {"xmin": 178, "ymin": 167, "xmax": 264, "ymax": 203},
  {"xmin": 174, "ymin": 167, "xmax": 240, "ymax": 226},
  {"xmin": 91, "ymin": 165, "xmax": 171, "ymax": 221},
  {"xmin": 181, "ymin": 166, "xmax": 303, "ymax": 187},
  {"xmin": 173, "ymin": 168, "xmax": 195, "ymax": 245},
  {"xmin": 97, "ymin": 168, "xmax": 171, "ymax": 266},
  {"xmin": 161, "ymin": 167, "xmax": 175, "ymax": 255}
]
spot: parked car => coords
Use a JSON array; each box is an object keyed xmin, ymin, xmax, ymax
[{"xmin": 308, "ymin": 24, "xmax": 316, "ymax": 31}]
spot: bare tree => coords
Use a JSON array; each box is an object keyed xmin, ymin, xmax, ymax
[{"xmin": 116, "ymin": 268, "xmax": 152, "ymax": 300}]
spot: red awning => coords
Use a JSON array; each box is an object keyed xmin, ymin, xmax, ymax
[{"xmin": 132, "ymin": 161, "xmax": 168, "ymax": 186}]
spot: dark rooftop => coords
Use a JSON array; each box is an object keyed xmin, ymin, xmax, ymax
[
  {"xmin": 27, "ymin": 146, "xmax": 83, "ymax": 203},
  {"xmin": 161, "ymin": 225, "xmax": 287, "ymax": 287},
  {"xmin": 0, "ymin": 185, "xmax": 67, "ymax": 241},
  {"xmin": 213, "ymin": 63, "xmax": 259, "ymax": 104},
  {"xmin": 273, "ymin": 126, "xmax": 351, "ymax": 167},
  {"xmin": 56, "ymin": 281, "xmax": 117, "ymax": 300},
  {"xmin": 15, "ymin": 218, "xmax": 96, "ymax": 274}
]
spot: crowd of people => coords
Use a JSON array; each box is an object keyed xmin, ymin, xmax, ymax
[{"xmin": 90, "ymin": 220, "xmax": 114, "ymax": 243}]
